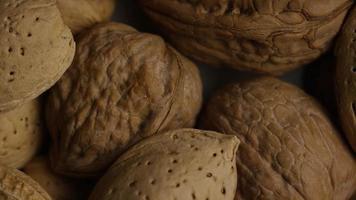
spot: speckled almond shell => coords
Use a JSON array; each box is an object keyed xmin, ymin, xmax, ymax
[
  {"xmin": 140, "ymin": 0, "xmax": 352, "ymax": 75},
  {"xmin": 0, "ymin": 99, "xmax": 43, "ymax": 169},
  {"xmin": 89, "ymin": 129, "xmax": 239, "ymax": 200},
  {"xmin": 0, "ymin": 164, "xmax": 51, "ymax": 200},
  {"xmin": 23, "ymin": 156, "xmax": 93, "ymax": 200},
  {"xmin": 57, "ymin": 0, "xmax": 116, "ymax": 34},
  {"xmin": 200, "ymin": 77, "xmax": 356, "ymax": 200},
  {"xmin": 335, "ymin": 6, "xmax": 356, "ymax": 152},
  {"xmin": 46, "ymin": 23, "xmax": 203, "ymax": 178},
  {"xmin": 0, "ymin": 0, "xmax": 75, "ymax": 112}
]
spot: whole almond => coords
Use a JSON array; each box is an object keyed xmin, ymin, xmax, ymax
[
  {"xmin": 89, "ymin": 129, "xmax": 239, "ymax": 200},
  {"xmin": 0, "ymin": 0, "xmax": 75, "ymax": 111}
]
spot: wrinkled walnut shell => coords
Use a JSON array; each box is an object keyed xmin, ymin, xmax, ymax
[
  {"xmin": 46, "ymin": 23, "xmax": 203, "ymax": 177},
  {"xmin": 335, "ymin": 5, "xmax": 356, "ymax": 152},
  {"xmin": 89, "ymin": 129, "xmax": 239, "ymax": 200},
  {"xmin": 0, "ymin": 0, "xmax": 75, "ymax": 112},
  {"xmin": 57, "ymin": 0, "xmax": 116, "ymax": 34},
  {"xmin": 0, "ymin": 99, "xmax": 43, "ymax": 169},
  {"xmin": 201, "ymin": 77, "xmax": 356, "ymax": 200},
  {"xmin": 140, "ymin": 0, "xmax": 352, "ymax": 74}
]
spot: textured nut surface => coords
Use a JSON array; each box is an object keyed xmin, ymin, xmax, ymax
[
  {"xmin": 46, "ymin": 23, "xmax": 203, "ymax": 177},
  {"xmin": 23, "ymin": 156, "xmax": 93, "ymax": 200},
  {"xmin": 0, "ymin": 164, "xmax": 51, "ymax": 200},
  {"xmin": 57, "ymin": 0, "xmax": 116, "ymax": 34},
  {"xmin": 89, "ymin": 128, "xmax": 239, "ymax": 200},
  {"xmin": 0, "ymin": 99, "xmax": 43, "ymax": 169},
  {"xmin": 335, "ymin": 6, "xmax": 356, "ymax": 152},
  {"xmin": 140, "ymin": 0, "xmax": 352, "ymax": 74},
  {"xmin": 201, "ymin": 77, "xmax": 356, "ymax": 200},
  {"xmin": 0, "ymin": 0, "xmax": 75, "ymax": 112}
]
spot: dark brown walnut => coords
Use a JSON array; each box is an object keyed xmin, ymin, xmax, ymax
[
  {"xmin": 46, "ymin": 23, "xmax": 203, "ymax": 178},
  {"xmin": 140, "ymin": 0, "xmax": 353, "ymax": 75},
  {"xmin": 335, "ymin": 5, "xmax": 356, "ymax": 152},
  {"xmin": 200, "ymin": 77, "xmax": 356, "ymax": 200}
]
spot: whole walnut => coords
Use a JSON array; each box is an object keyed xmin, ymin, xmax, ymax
[
  {"xmin": 0, "ymin": 99, "xmax": 43, "ymax": 169},
  {"xmin": 89, "ymin": 129, "xmax": 239, "ymax": 200},
  {"xmin": 200, "ymin": 77, "xmax": 356, "ymax": 200},
  {"xmin": 0, "ymin": 0, "xmax": 75, "ymax": 112},
  {"xmin": 46, "ymin": 23, "xmax": 203, "ymax": 178},
  {"xmin": 335, "ymin": 5, "xmax": 356, "ymax": 152},
  {"xmin": 57, "ymin": 0, "xmax": 116, "ymax": 34},
  {"xmin": 23, "ymin": 156, "xmax": 93, "ymax": 200},
  {"xmin": 140, "ymin": 0, "xmax": 353, "ymax": 75}
]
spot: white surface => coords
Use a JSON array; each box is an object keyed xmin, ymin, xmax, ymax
[{"xmin": 112, "ymin": 0, "xmax": 312, "ymax": 100}]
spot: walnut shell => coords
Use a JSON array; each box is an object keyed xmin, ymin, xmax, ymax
[
  {"xmin": 0, "ymin": 0, "xmax": 75, "ymax": 112},
  {"xmin": 89, "ymin": 128, "xmax": 239, "ymax": 200},
  {"xmin": 0, "ymin": 99, "xmax": 43, "ymax": 169},
  {"xmin": 0, "ymin": 164, "xmax": 51, "ymax": 200},
  {"xmin": 200, "ymin": 77, "xmax": 356, "ymax": 200},
  {"xmin": 23, "ymin": 156, "xmax": 93, "ymax": 200},
  {"xmin": 140, "ymin": 0, "xmax": 352, "ymax": 75},
  {"xmin": 335, "ymin": 5, "xmax": 356, "ymax": 152},
  {"xmin": 57, "ymin": 0, "xmax": 116, "ymax": 34},
  {"xmin": 46, "ymin": 23, "xmax": 203, "ymax": 177}
]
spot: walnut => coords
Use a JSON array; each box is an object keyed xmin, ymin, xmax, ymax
[
  {"xmin": 200, "ymin": 77, "xmax": 356, "ymax": 200},
  {"xmin": 140, "ymin": 0, "xmax": 352, "ymax": 74},
  {"xmin": 46, "ymin": 23, "xmax": 203, "ymax": 178}
]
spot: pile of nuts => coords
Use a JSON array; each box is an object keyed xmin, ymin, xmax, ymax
[{"xmin": 0, "ymin": 0, "xmax": 354, "ymax": 199}]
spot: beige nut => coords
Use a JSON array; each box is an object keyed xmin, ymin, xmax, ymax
[
  {"xmin": 23, "ymin": 156, "xmax": 93, "ymax": 200},
  {"xmin": 0, "ymin": 0, "xmax": 75, "ymax": 112},
  {"xmin": 200, "ymin": 77, "xmax": 356, "ymax": 200},
  {"xmin": 0, "ymin": 164, "xmax": 51, "ymax": 200},
  {"xmin": 140, "ymin": 0, "xmax": 352, "ymax": 75},
  {"xmin": 0, "ymin": 99, "xmax": 43, "ymax": 169},
  {"xmin": 46, "ymin": 23, "xmax": 203, "ymax": 177},
  {"xmin": 57, "ymin": 0, "xmax": 116, "ymax": 34},
  {"xmin": 89, "ymin": 128, "xmax": 239, "ymax": 200},
  {"xmin": 335, "ymin": 5, "xmax": 356, "ymax": 152}
]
